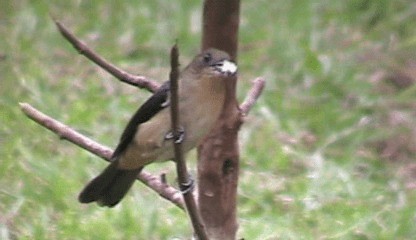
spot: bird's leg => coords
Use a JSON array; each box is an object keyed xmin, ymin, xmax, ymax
[
  {"xmin": 164, "ymin": 126, "xmax": 185, "ymax": 144},
  {"xmin": 179, "ymin": 174, "xmax": 194, "ymax": 194}
]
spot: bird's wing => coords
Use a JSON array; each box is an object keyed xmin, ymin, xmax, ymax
[{"xmin": 112, "ymin": 82, "xmax": 170, "ymax": 159}]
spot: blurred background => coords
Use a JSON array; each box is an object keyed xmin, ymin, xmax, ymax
[{"xmin": 1, "ymin": 0, "xmax": 416, "ymax": 239}]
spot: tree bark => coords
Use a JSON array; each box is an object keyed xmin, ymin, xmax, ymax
[{"xmin": 199, "ymin": 1, "xmax": 241, "ymax": 239}]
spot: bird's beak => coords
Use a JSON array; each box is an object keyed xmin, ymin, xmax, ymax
[{"xmin": 211, "ymin": 60, "xmax": 238, "ymax": 76}]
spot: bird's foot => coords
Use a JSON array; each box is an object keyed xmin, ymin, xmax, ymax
[
  {"xmin": 165, "ymin": 126, "xmax": 185, "ymax": 144},
  {"xmin": 180, "ymin": 175, "xmax": 194, "ymax": 194}
]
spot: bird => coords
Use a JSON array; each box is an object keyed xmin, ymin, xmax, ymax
[{"xmin": 78, "ymin": 48, "xmax": 237, "ymax": 207}]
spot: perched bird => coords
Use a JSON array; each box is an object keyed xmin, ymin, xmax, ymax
[{"xmin": 78, "ymin": 48, "xmax": 237, "ymax": 207}]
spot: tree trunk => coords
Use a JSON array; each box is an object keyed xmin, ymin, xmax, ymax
[{"xmin": 198, "ymin": 1, "xmax": 241, "ymax": 239}]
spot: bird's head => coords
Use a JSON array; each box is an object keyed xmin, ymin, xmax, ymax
[{"xmin": 187, "ymin": 48, "xmax": 238, "ymax": 78}]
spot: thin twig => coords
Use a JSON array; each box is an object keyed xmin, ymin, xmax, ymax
[
  {"xmin": 54, "ymin": 19, "xmax": 161, "ymax": 92},
  {"xmin": 239, "ymin": 77, "xmax": 266, "ymax": 115},
  {"xmin": 19, "ymin": 102, "xmax": 184, "ymax": 209},
  {"xmin": 169, "ymin": 45, "xmax": 209, "ymax": 240}
]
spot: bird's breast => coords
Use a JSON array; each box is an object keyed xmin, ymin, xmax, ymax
[{"xmin": 119, "ymin": 86, "xmax": 225, "ymax": 169}]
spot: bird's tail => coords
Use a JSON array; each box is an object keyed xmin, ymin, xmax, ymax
[{"xmin": 78, "ymin": 159, "xmax": 142, "ymax": 207}]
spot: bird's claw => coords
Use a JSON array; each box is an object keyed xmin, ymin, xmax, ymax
[
  {"xmin": 180, "ymin": 175, "xmax": 194, "ymax": 194},
  {"xmin": 165, "ymin": 126, "xmax": 185, "ymax": 144}
]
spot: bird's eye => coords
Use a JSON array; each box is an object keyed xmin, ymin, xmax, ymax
[{"xmin": 203, "ymin": 53, "xmax": 212, "ymax": 63}]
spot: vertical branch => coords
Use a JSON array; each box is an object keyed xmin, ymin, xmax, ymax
[
  {"xmin": 199, "ymin": 1, "xmax": 241, "ymax": 239},
  {"xmin": 169, "ymin": 45, "xmax": 208, "ymax": 240},
  {"xmin": 202, "ymin": 0, "xmax": 240, "ymax": 60}
]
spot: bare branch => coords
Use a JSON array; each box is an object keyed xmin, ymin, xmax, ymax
[
  {"xmin": 19, "ymin": 102, "xmax": 184, "ymax": 209},
  {"xmin": 53, "ymin": 20, "xmax": 161, "ymax": 92},
  {"xmin": 168, "ymin": 45, "xmax": 209, "ymax": 240},
  {"xmin": 239, "ymin": 77, "xmax": 266, "ymax": 116}
]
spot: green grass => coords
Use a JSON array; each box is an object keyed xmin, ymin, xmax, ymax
[{"xmin": 1, "ymin": 0, "xmax": 416, "ymax": 239}]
